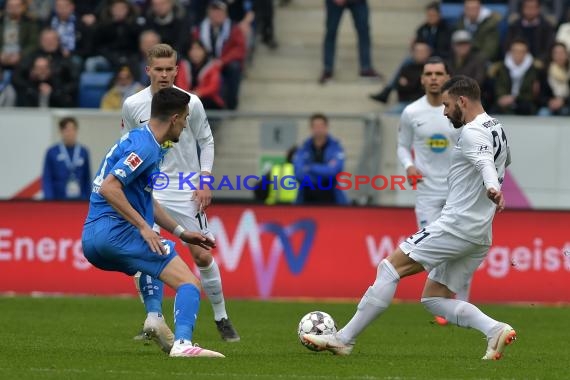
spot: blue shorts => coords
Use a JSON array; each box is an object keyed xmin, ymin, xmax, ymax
[{"xmin": 82, "ymin": 216, "xmax": 178, "ymax": 279}]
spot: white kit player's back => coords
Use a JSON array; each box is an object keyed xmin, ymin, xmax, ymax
[{"xmin": 438, "ymin": 113, "xmax": 509, "ymax": 246}]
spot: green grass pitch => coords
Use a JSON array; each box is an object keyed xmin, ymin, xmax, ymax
[{"xmin": 0, "ymin": 297, "xmax": 568, "ymax": 379}]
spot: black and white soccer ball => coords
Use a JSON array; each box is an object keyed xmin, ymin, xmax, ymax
[{"xmin": 298, "ymin": 311, "xmax": 337, "ymax": 351}]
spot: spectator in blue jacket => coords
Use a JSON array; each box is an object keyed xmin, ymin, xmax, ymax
[
  {"xmin": 42, "ymin": 117, "xmax": 91, "ymax": 200},
  {"xmin": 293, "ymin": 113, "xmax": 348, "ymax": 205}
]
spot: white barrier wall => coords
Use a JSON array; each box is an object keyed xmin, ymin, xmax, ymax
[
  {"xmin": 0, "ymin": 108, "xmax": 568, "ymax": 209},
  {"xmin": 381, "ymin": 115, "xmax": 570, "ymax": 210}
]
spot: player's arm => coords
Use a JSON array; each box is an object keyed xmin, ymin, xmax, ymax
[
  {"xmin": 152, "ymin": 198, "xmax": 215, "ymax": 250},
  {"xmin": 397, "ymin": 109, "xmax": 422, "ymax": 184},
  {"xmin": 461, "ymin": 127, "xmax": 505, "ymax": 211},
  {"xmin": 99, "ymin": 174, "xmax": 167, "ymax": 254},
  {"xmin": 120, "ymin": 100, "xmax": 137, "ymax": 135},
  {"xmin": 188, "ymin": 97, "xmax": 214, "ymax": 210}
]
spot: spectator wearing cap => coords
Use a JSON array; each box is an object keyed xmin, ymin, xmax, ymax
[
  {"xmin": 193, "ymin": 0, "xmax": 246, "ymax": 110},
  {"xmin": 447, "ymin": 30, "xmax": 487, "ymax": 88}
]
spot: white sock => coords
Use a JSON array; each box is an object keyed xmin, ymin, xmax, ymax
[
  {"xmin": 199, "ymin": 259, "xmax": 228, "ymax": 321},
  {"xmin": 337, "ymin": 259, "xmax": 400, "ymax": 344},
  {"xmin": 421, "ymin": 297, "xmax": 499, "ymax": 337},
  {"xmin": 147, "ymin": 311, "xmax": 163, "ymax": 319}
]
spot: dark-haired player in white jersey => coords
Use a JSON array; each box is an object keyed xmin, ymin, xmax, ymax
[
  {"xmin": 304, "ymin": 76, "xmax": 517, "ymax": 360},
  {"xmin": 122, "ymin": 43, "xmax": 239, "ymax": 353},
  {"xmin": 398, "ymin": 57, "xmax": 469, "ymax": 326}
]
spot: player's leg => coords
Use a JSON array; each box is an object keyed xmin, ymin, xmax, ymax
[
  {"xmin": 303, "ymin": 226, "xmax": 437, "ymax": 355},
  {"xmin": 132, "ymin": 271, "xmax": 169, "ymax": 342},
  {"xmin": 454, "ymin": 278, "xmax": 472, "ymax": 302},
  {"xmin": 420, "ymin": 199, "xmax": 474, "ymax": 307},
  {"xmin": 131, "ymin": 224, "xmax": 169, "ymax": 343},
  {"xmin": 82, "ymin": 218, "xmax": 174, "ymax": 353},
  {"xmin": 157, "ymin": 254, "xmax": 224, "ymax": 358},
  {"xmin": 163, "ymin": 199, "xmax": 240, "ymax": 342},
  {"xmin": 420, "ymin": 243, "xmax": 516, "ymax": 360}
]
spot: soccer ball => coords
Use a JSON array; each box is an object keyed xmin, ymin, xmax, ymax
[{"xmin": 297, "ymin": 311, "xmax": 337, "ymax": 351}]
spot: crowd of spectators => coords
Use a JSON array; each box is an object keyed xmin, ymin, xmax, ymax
[
  {"xmin": 371, "ymin": 0, "xmax": 570, "ymax": 116},
  {"xmin": 2, "ymin": 0, "xmax": 570, "ymax": 116},
  {"xmin": 0, "ymin": 0, "xmax": 279, "ymax": 110}
]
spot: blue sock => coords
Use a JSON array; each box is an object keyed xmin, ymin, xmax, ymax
[
  {"xmin": 138, "ymin": 274, "xmax": 164, "ymax": 314},
  {"xmin": 174, "ymin": 283, "xmax": 201, "ymax": 341}
]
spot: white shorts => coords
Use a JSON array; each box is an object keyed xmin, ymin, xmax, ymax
[
  {"xmin": 153, "ymin": 199, "xmax": 211, "ymax": 237},
  {"xmin": 399, "ymin": 221, "xmax": 488, "ymax": 294},
  {"xmin": 415, "ymin": 196, "xmax": 445, "ymax": 229}
]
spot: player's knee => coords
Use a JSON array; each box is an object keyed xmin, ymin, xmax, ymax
[
  {"xmin": 189, "ymin": 245, "xmax": 212, "ymax": 267},
  {"xmin": 375, "ymin": 259, "xmax": 400, "ymax": 282}
]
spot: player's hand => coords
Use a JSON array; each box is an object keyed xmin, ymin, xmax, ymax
[
  {"xmin": 193, "ymin": 188, "xmax": 212, "ymax": 212},
  {"xmin": 406, "ymin": 166, "xmax": 423, "ymax": 185},
  {"xmin": 140, "ymin": 225, "xmax": 167, "ymax": 255},
  {"xmin": 180, "ymin": 231, "xmax": 216, "ymax": 250},
  {"xmin": 487, "ymin": 188, "xmax": 505, "ymax": 212}
]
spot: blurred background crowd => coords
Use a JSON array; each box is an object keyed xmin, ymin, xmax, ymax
[{"xmin": 1, "ymin": 0, "xmax": 569, "ymax": 116}]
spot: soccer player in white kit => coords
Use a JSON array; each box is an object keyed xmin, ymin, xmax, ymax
[
  {"xmin": 304, "ymin": 76, "xmax": 517, "ymax": 360},
  {"xmin": 398, "ymin": 57, "xmax": 469, "ymax": 325},
  {"xmin": 122, "ymin": 44, "xmax": 239, "ymax": 352}
]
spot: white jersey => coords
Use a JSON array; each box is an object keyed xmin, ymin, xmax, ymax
[
  {"xmin": 438, "ymin": 112, "xmax": 509, "ymax": 246},
  {"xmin": 121, "ymin": 86, "xmax": 214, "ymax": 202},
  {"xmin": 398, "ymin": 95, "xmax": 460, "ymax": 198}
]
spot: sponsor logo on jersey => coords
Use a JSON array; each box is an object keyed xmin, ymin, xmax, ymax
[
  {"xmin": 114, "ymin": 169, "xmax": 127, "ymax": 178},
  {"xmin": 427, "ymin": 133, "xmax": 449, "ymax": 153},
  {"xmin": 124, "ymin": 152, "xmax": 143, "ymax": 171},
  {"xmin": 139, "ymin": 118, "xmax": 149, "ymax": 124}
]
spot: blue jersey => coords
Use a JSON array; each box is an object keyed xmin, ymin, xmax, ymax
[{"xmin": 85, "ymin": 125, "xmax": 162, "ymax": 227}]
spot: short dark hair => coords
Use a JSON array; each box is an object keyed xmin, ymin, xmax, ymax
[
  {"xmin": 424, "ymin": 56, "xmax": 450, "ymax": 74},
  {"xmin": 441, "ymin": 75, "xmax": 481, "ymax": 101},
  {"xmin": 151, "ymin": 88, "xmax": 190, "ymax": 121},
  {"xmin": 59, "ymin": 117, "xmax": 78, "ymax": 130},
  {"xmin": 509, "ymin": 37, "xmax": 529, "ymax": 50},
  {"xmin": 310, "ymin": 113, "xmax": 328, "ymax": 126},
  {"xmin": 426, "ymin": 1, "xmax": 440, "ymax": 13}
]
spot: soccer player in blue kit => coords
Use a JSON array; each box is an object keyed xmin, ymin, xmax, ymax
[{"xmin": 82, "ymin": 88, "xmax": 224, "ymax": 358}]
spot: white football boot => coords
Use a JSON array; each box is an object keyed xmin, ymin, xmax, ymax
[
  {"xmin": 143, "ymin": 314, "xmax": 175, "ymax": 353},
  {"xmin": 169, "ymin": 339, "xmax": 225, "ymax": 358},
  {"xmin": 302, "ymin": 333, "xmax": 354, "ymax": 356},
  {"xmin": 482, "ymin": 323, "xmax": 517, "ymax": 360}
]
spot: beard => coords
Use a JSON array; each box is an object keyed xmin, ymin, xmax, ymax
[{"xmin": 448, "ymin": 107, "xmax": 464, "ymax": 129}]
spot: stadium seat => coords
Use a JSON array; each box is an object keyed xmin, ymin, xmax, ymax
[{"xmin": 78, "ymin": 72, "xmax": 113, "ymax": 108}]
